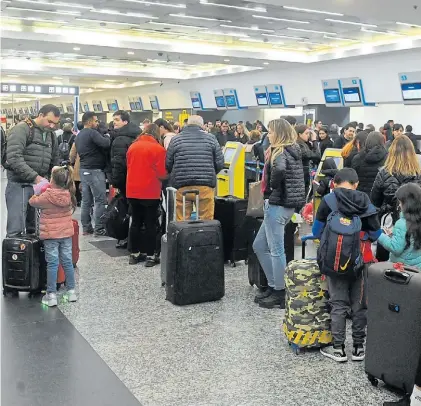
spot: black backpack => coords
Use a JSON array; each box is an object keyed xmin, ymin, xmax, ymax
[
  {"xmin": 317, "ymin": 193, "xmax": 365, "ymax": 278},
  {"xmin": 58, "ymin": 133, "xmax": 75, "ymax": 161},
  {"xmin": 102, "ymin": 194, "xmax": 130, "ymax": 240}
]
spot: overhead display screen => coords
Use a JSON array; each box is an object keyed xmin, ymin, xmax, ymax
[
  {"xmin": 83, "ymin": 102, "xmax": 90, "ymax": 112},
  {"xmin": 401, "ymin": 83, "xmax": 421, "ymax": 101},
  {"xmin": 225, "ymin": 95, "xmax": 237, "ymax": 107},
  {"xmin": 324, "ymin": 88, "xmax": 341, "ymax": 104},
  {"xmin": 343, "ymin": 87, "xmax": 361, "ymax": 103},
  {"xmin": 215, "ymin": 96, "xmax": 226, "ymax": 108},
  {"xmin": 191, "ymin": 97, "xmax": 201, "ymax": 109},
  {"xmin": 107, "ymin": 100, "xmax": 119, "ymax": 112},
  {"xmin": 268, "ymin": 92, "xmax": 282, "ymax": 105},
  {"xmin": 256, "ymin": 92, "xmax": 269, "ymax": 106},
  {"xmin": 150, "ymin": 100, "xmax": 158, "ymax": 110}
]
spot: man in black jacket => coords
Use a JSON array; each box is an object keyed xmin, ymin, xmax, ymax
[
  {"xmin": 215, "ymin": 120, "xmax": 236, "ymax": 147},
  {"xmin": 405, "ymin": 125, "xmax": 421, "ymax": 153},
  {"xmin": 75, "ymin": 112, "xmax": 110, "ymax": 236},
  {"xmin": 333, "ymin": 123, "xmax": 356, "ymax": 149},
  {"xmin": 166, "ymin": 115, "xmax": 224, "ymax": 221}
]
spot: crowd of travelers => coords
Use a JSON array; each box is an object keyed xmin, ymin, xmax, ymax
[{"xmin": 2, "ymin": 105, "xmax": 421, "ymax": 406}]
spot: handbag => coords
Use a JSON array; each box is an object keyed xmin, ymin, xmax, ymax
[{"xmin": 246, "ymin": 160, "xmax": 264, "ymax": 218}]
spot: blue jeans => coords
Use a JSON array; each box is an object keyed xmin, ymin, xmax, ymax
[
  {"xmin": 253, "ymin": 201, "xmax": 294, "ymax": 290},
  {"xmin": 79, "ymin": 169, "xmax": 107, "ymax": 232},
  {"xmin": 44, "ymin": 238, "xmax": 75, "ymax": 294}
]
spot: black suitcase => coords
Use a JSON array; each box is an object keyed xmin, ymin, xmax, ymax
[
  {"xmin": 246, "ymin": 217, "xmax": 268, "ymax": 289},
  {"xmin": 365, "ymin": 262, "xmax": 421, "ymax": 393},
  {"xmin": 2, "ymin": 186, "xmax": 46, "ymax": 295},
  {"xmin": 214, "ymin": 196, "xmax": 248, "ymax": 266},
  {"xmin": 165, "ymin": 189, "xmax": 225, "ymax": 306}
]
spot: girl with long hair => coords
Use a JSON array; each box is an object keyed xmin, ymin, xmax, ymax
[
  {"xmin": 29, "ymin": 165, "xmax": 78, "ymax": 307},
  {"xmin": 342, "ymin": 131, "xmax": 369, "ymax": 168},
  {"xmin": 371, "ymin": 135, "xmax": 421, "ymax": 261},
  {"xmin": 252, "ymin": 119, "xmax": 305, "ymax": 309},
  {"xmin": 378, "ymin": 183, "xmax": 421, "ymax": 269},
  {"xmin": 235, "ymin": 123, "xmax": 249, "ymax": 144}
]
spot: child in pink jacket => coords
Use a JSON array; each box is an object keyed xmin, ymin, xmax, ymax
[{"xmin": 29, "ymin": 165, "xmax": 77, "ymax": 307}]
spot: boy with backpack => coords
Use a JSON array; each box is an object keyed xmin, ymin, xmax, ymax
[{"xmin": 312, "ymin": 168, "xmax": 381, "ymax": 363}]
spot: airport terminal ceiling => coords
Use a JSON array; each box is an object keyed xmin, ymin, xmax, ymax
[{"xmin": 1, "ymin": 0, "xmax": 421, "ymax": 96}]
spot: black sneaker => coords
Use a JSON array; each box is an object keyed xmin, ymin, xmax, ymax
[
  {"xmin": 129, "ymin": 253, "xmax": 147, "ymax": 265},
  {"xmin": 383, "ymin": 396, "xmax": 411, "ymax": 406},
  {"xmin": 94, "ymin": 229, "xmax": 107, "ymax": 237},
  {"xmin": 254, "ymin": 287, "xmax": 273, "ymax": 303},
  {"xmin": 145, "ymin": 256, "xmax": 159, "ymax": 267},
  {"xmin": 320, "ymin": 345, "xmax": 348, "ymax": 363},
  {"xmin": 351, "ymin": 344, "xmax": 365, "ymax": 361},
  {"xmin": 259, "ymin": 289, "xmax": 285, "ymax": 309}
]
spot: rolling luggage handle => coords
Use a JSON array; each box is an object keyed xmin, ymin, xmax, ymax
[
  {"xmin": 301, "ymin": 234, "xmax": 317, "ymax": 260},
  {"xmin": 384, "ymin": 267, "xmax": 419, "ymax": 284},
  {"xmin": 165, "ymin": 187, "xmax": 177, "ymax": 232},
  {"xmin": 21, "ymin": 184, "xmax": 39, "ymax": 236},
  {"xmin": 181, "ymin": 189, "xmax": 200, "ymax": 221}
]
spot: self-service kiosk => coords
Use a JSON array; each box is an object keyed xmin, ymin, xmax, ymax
[{"xmin": 217, "ymin": 142, "xmax": 245, "ymax": 199}]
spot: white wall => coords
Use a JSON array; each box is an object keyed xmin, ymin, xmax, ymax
[
  {"xmin": 350, "ymin": 104, "xmax": 421, "ymax": 133},
  {"xmin": 5, "ymin": 48, "xmax": 421, "ymax": 119}
]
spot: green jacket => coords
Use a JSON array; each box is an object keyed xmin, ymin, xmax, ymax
[
  {"xmin": 378, "ymin": 214, "xmax": 421, "ymax": 269},
  {"xmin": 6, "ymin": 120, "xmax": 59, "ymax": 183}
]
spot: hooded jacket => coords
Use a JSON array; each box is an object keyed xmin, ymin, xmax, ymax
[
  {"xmin": 110, "ymin": 122, "xmax": 140, "ymax": 191},
  {"xmin": 264, "ymin": 144, "xmax": 305, "ymax": 209},
  {"xmin": 297, "ymin": 138, "xmax": 321, "ymax": 186},
  {"xmin": 313, "ymin": 187, "xmax": 381, "ymax": 241},
  {"xmin": 316, "ymin": 158, "xmax": 338, "ymax": 197},
  {"xmin": 378, "ymin": 213, "xmax": 421, "ymax": 269},
  {"xmin": 371, "ymin": 168, "xmax": 421, "ymax": 216},
  {"xmin": 29, "ymin": 186, "xmax": 74, "ymax": 240},
  {"xmin": 351, "ymin": 146, "xmax": 387, "ymax": 195}
]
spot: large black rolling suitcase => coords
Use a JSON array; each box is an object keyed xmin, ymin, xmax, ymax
[
  {"xmin": 366, "ymin": 262, "xmax": 421, "ymax": 393},
  {"xmin": 214, "ymin": 196, "xmax": 248, "ymax": 266},
  {"xmin": 165, "ymin": 189, "xmax": 225, "ymax": 306},
  {"xmin": 2, "ymin": 185, "xmax": 46, "ymax": 296}
]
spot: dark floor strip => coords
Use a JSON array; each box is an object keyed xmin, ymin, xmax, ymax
[{"xmin": 1, "ymin": 295, "xmax": 141, "ymax": 406}]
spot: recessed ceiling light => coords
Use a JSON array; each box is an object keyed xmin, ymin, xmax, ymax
[
  {"xmin": 53, "ymin": 76, "xmax": 63, "ymax": 79},
  {"xmin": 6, "ymin": 6, "xmax": 80, "ymax": 15},
  {"xmin": 396, "ymin": 21, "xmax": 421, "ymax": 28},
  {"xmin": 148, "ymin": 21, "xmax": 204, "ymax": 29},
  {"xmin": 325, "ymin": 18, "xmax": 377, "ymax": 28},
  {"xmin": 220, "ymin": 24, "xmax": 274, "ymax": 33},
  {"xmin": 73, "ymin": 47, "xmax": 80, "ymax": 50},
  {"xmin": 239, "ymin": 38, "xmax": 265, "ymax": 43},
  {"xmin": 121, "ymin": 0, "xmax": 186, "ymax": 8},
  {"xmin": 263, "ymin": 62, "xmax": 269, "ymax": 65},
  {"xmin": 361, "ymin": 27, "xmax": 402, "ymax": 36},
  {"xmin": 252, "ymin": 15, "xmax": 309, "ymax": 24},
  {"xmin": 262, "ymin": 33, "xmax": 307, "ymax": 40},
  {"xmin": 169, "ymin": 13, "xmax": 231, "ymax": 22},
  {"xmin": 283, "ymin": 6, "xmax": 344, "ymax": 16},
  {"xmin": 224, "ymin": 59, "xmax": 230, "ymax": 62},
  {"xmin": 287, "ymin": 27, "xmax": 337, "ymax": 35},
  {"xmin": 127, "ymin": 51, "xmax": 135, "ymax": 55},
  {"xmin": 12, "ymin": 0, "xmax": 93, "ymax": 9},
  {"xmin": 205, "ymin": 30, "xmax": 249, "ymax": 38},
  {"xmin": 199, "ymin": 0, "xmax": 266, "ymax": 13},
  {"xmin": 324, "ymin": 35, "xmax": 358, "ymax": 42}
]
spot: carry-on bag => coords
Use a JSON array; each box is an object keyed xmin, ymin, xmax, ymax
[
  {"xmin": 246, "ymin": 217, "xmax": 268, "ymax": 289},
  {"xmin": 246, "ymin": 160, "xmax": 264, "ymax": 218},
  {"xmin": 365, "ymin": 262, "xmax": 421, "ymax": 393},
  {"xmin": 2, "ymin": 185, "xmax": 46, "ymax": 295},
  {"xmin": 165, "ymin": 189, "xmax": 225, "ymax": 306},
  {"xmin": 103, "ymin": 193, "xmax": 130, "ymax": 241},
  {"xmin": 283, "ymin": 235, "xmax": 332, "ymax": 354},
  {"xmin": 214, "ymin": 196, "xmax": 248, "ymax": 266}
]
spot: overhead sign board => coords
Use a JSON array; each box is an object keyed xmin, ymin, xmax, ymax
[
  {"xmin": 149, "ymin": 95, "xmax": 160, "ymax": 110},
  {"xmin": 190, "ymin": 91, "xmax": 203, "ymax": 110},
  {"xmin": 129, "ymin": 97, "xmax": 143, "ymax": 111},
  {"xmin": 1, "ymin": 83, "xmax": 80, "ymax": 96},
  {"xmin": 321, "ymin": 79, "xmax": 344, "ymax": 107},
  {"xmin": 399, "ymin": 71, "xmax": 421, "ymax": 105},
  {"xmin": 214, "ymin": 89, "xmax": 226, "ymax": 109},
  {"xmin": 223, "ymin": 88, "xmax": 240, "ymax": 110},
  {"xmin": 339, "ymin": 77, "xmax": 374, "ymax": 107}
]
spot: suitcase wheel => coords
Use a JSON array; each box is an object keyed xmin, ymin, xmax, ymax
[
  {"xmin": 3, "ymin": 287, "xmax": 19, "ymax": 297},
  {"xmin": 249, "ymin": 280, "xmax": 254, "ymax": 287},
  {"xmin": 161, "ymin": 282, "xmax": 166, "ymax": 287},
  {"xmin": 230, "ymin": 261, "xmax": 236, "ymax": 268},
  {"xmin": 290, "ymin": 343, "xmax": 302, "ymax": 355},
  {"xmin": 367, "ymin": 374, "xmax": 378, "ymax": 387},
  {"xmin": 245, "ymin": 259, "xmax": 248, "ymax": 265}
]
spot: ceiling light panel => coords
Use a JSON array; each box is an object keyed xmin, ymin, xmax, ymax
[
  {"xmin": 199, "ymin": 0, "xmax": 266, "ymax": 13},
  {"xmin": 92, "ymin": 9, "xmax": 158, "ymax": 19},
  {"xmin": 283, "ymin": 6, "xmax": 344, "ymax": 16},
  {"xmin": 121, "ymin": 0, "xmax": 186, "ymax": 8},
  {"xmin": 169, "ymin": 13, "xmax": 232, "ymax": 22},
  {"xmin": 6, "ymin": 6, "xmax": 81, "ymax": 15},
  {"xmin": 13, "ymin": 0, "xmax": 92, "ymax": 9},
  {"xmin": 252, "ymin": 15, "xmax": 309, "ymax": 24},
  {"xmin": 288, "ymin": 27, "xmax": 337, "ymax": 35},
  {"xmin": 396, "ymin": 22, "xmax": 421, "ymax": 28},
  {"xmin": 361, "ymin": 28, "xmax": 402, "ymax": 36},
  {"xmin": 325, "ymin": 18, "xmax": 377, "ymax": 28},
  {"xmin": 219, "ymin": 24, "xmax": 274, "ymax": 33},
  {"xmin": 149, "ymin": 21, "xmax": 205, "ymax": 29}
]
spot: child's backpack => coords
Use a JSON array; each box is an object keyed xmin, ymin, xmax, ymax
[
  {"xmin": 317, "ymin": 193, "xmax": 365, "ymax": 278},
  {"xmin": 58, "ymin": 134, "xmax": 74, "ymax": 162}
]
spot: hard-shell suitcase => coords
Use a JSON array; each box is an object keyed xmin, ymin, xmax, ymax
[
  {"xmin": 246, "ymin": 217, "xmax": 268, "ymax": 289},
  {"xmin": 283, "ymin": 235, "xmax": 332, "ymax": 354},
  {"xmin": 366, "ymin": 262, "xmax": 421, "ymax": 393},
  {"xmin": 165, "ymin": 189, "xmax": 225, "ymax": 306},
  {"xmin": 2, "ymin": 185, "xmax": 46, "ymax": 295},
  {"xmin": 214, "ymin": 196, "xmax": 248, "ymax": 266}
]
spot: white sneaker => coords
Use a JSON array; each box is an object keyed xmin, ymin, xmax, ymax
[
  {"xmin": 42, "ymin": 293, "xmax": 58, "ymax": 307},
  {"xmin": 66, "ymin": 289, "xmax": 77, "ymax": 303}
]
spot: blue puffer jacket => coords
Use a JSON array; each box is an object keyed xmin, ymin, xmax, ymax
[{"xmin": 377, "ymin": 214, "xmax": 421, "ymax": 269}]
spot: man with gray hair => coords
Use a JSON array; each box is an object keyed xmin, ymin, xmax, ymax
[{"xmin": 166, "ymin": 115, "xmax": 224, "ymax": 220}]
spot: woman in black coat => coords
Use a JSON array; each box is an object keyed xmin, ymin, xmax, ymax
[
  {"xmin": 317, "ymin": 125, "xmax": 333, "ymax": 158},
  {"xmin": 351, "ymin": 131, "xmax": 387, "ymax": 196},
  {"xmin": 341, "ymin": 131, "xmax": 368, "ymax": 168}
]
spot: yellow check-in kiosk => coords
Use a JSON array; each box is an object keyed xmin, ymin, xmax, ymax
[{"xmin": 217, "ymin": 142, "xmax": 245, "ymax": 199}]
